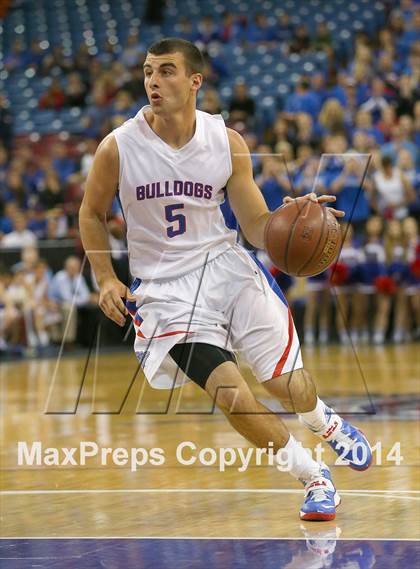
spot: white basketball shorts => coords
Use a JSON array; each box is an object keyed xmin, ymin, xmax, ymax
[{"xmin": 126, "ymin": 243, "xmax": 303, "ymax": 389}]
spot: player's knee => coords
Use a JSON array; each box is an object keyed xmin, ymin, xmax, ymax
[{"xmin": 214, "ymin": 384, "xmax": 257, "ymax": 415}]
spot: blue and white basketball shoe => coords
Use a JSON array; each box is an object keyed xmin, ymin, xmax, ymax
[
  {"xmin": 313, "ymin": 407, "xmax": 372, "ymax": 471},
  {"xmin": 300, "ymin": 465, "xmax": 341, "ymax": 521}
]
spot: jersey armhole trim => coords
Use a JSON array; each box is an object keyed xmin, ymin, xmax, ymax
[
  {"xmin": 113, "ymin": 131, "xmax": 124, "ymax": 189},
  {"xmin": 222, "ymin": 122, "xmax": 233, "ymax": 179}
]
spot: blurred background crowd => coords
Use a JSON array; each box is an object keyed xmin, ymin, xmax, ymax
[{"xmin": 0, "ymin": 0, "xmax": 419, "ymax": 356}]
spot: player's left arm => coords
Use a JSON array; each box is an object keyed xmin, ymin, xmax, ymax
[
  {"xmin": 226, "ymin": 129, "xmax": 344, "ymax": 250},
  {"xmin": 226, "ymin": 128, "xmax": 271, "ymax": 249}
]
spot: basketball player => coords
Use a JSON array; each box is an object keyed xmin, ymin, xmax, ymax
[{"xmin": 79, "ymin": 38, "xmax": 372, "ymax": 521}]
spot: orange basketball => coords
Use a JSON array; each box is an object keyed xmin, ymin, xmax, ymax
[{"xmin": 264, "ymin": 201, "xmax": 341, "ymax": 277}]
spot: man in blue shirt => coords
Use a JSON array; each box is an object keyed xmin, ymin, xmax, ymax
[{"xmin": 49, "ymin": 255, "xmax": 90, "ymax": 344}]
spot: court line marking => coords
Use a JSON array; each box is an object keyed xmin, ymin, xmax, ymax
[
  {"xmin": 0, "ymin": 537, "xmax": 418, "ymax": 542},
  {"xmin": 1, "ymin": 489, "xmax": 419, "ymax": 500}
]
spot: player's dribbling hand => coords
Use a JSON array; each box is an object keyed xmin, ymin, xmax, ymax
[
  {"xmin": 98, "ymin": 277, "xmax": 136, "ymax": 326},
  {"xmin": 283, "ymin": 192, "xmax": 345, "ymax": 218}
]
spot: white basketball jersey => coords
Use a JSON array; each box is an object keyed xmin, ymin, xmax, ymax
[{"xmin": 114, "ymin": 106, "xmax": 237, "ymax": 279}]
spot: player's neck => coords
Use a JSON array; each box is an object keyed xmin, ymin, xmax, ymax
[{"xmin": 145, "ymin": 106, "xmax": 197, "ymax": 150}]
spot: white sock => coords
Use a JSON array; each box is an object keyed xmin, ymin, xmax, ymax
[
  {"xmin": 284, "ymin": 434, "xmax": 322, "ymax": 482},
  {"xmin": 39, "ymin": 331, "xmax": 49, "ymax": 347},
  {"xmin": 298, "ymin": 397, "xmax": 330, "ymax": 433}
]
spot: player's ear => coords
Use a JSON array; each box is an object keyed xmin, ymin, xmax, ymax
[{"xmin": 191, "ymin": 73, "xmax": 202, "ymax": 93}]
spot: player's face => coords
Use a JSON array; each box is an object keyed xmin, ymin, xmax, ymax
[{"xmin": 143, "ymin": 52, "xmax": 201, "ymax": 114}]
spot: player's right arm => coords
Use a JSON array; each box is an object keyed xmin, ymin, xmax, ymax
[{"xmin": 79, "ymin": 134, "xmax": 135, "ymax": 326}]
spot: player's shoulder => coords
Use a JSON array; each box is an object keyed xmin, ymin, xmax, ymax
[
  {"xmin": 225, "ymin": 127, "xmax": 249, "ymax": 155},
  {"xmin": 95, "ymin": 133, "xmax": 119, "ymax": 162}
]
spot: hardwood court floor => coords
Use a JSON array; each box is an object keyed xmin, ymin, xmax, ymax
[{"xmin": 1, "ymin": 344, "xmax": 419, "ymax": 539}]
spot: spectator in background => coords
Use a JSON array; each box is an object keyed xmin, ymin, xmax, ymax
[
  {"xmin": 353, "ymin": 109, "xmax": 384, "ymax": 145},
  {"xmin": 313, "ymin": 21, "xmax": 333, "ymax": 52},
  {"xmin": 45, "ymin": 208, "xmax": 69, "ymax": 240},
  {"xmin": 351, "ymin": 130, "xmax": 372, "ymax": 154},
  {"xmin": 48, "ymin": 256, "xmax": 91, "ymax": 345},
  {"xmin": 38, "ymin": 169, "xmax": 64, "ymax": 211},
  {"xmin": 219, "ymin": 12, "xmax": 239, "ymax": 43},
  {"xmin": 0, "ymin": 145, "xmax": 8, "ymax": 186},
  {"xmin": 3, "ymin": 39, "xmax": 27, "ymax": 72},
  {"xmin": 3, "ymin": 268, "xmax": 40, "ymax": 349},
  {"xmin": 402, "ymin": 216, "xmax": 420, "ymax": 339},
  {"xmin": 176, "ymin": 17, "xmax": 196, "ymax": 43},
  {"xmin": 360, "ymin": 78, "xmax": 390, "ymax": 124},
  {"xmin": 97, "ymin": 39, "xmax": 118, "ymax": 68},
  {"xmin": 294, "ymin": 157, "xmax": 327, "ymax": 196},
  {"xmin": 318, "ymin": 99, "xmax": 348, "ymax": 137},
  {"xmin": 39, "ymin": 78, "xmax": 66, "ymax": 111},
  {"xmin": 1, "ymin": 213, "xmax": 37, "ymax": 249},
  {"xmin": 395, "ymin": 74, "xmax": 418, "ymax": 117},
  {"xmin": 3, "ymin": 170, "xmax": 29, "ymax": 209},
  {"xmin": 72, "ymin": 44, "xmax": 93, "ymax": 80},
  {"xmin": 414, "ymin": 100, "xmax": 420, "ymax": 147},
  {"xmin": 122, "ymin": 66, "xmax": 147, "ymax": 102},
  {"xmin": 39, "ymin": 45, "xmax": 73, "ymax": 77},
  {"xmin": 64, "ymin": 72, "xmax": 88, "ymax": 108},
  {"xmin": 381, "ymin": 122, "xmax": 418, "ymax": 165},
  {"xmin": 51, "ymin": 143, "xmax": 76, "ymax": 185},
  {"xmin": 0, "ymin": 96, "xmax": 13, "ymax": 155},
  {"xmin": 273, "ymin": 13, "xmax": 294, "ymax": 43},
  {"xmin": 0, "ymin": 267, "xmax": 21, "ymax": 351},
  {"xmin": 228, "ymin": 82, "xmax": 255, "ymax": 124},
  {"xmin": 330, "ymin": 157, "xmax": 372, "ymax": 239},
  {"xmin": 119, "ymin": 32, "xmax": 145, "ymax": 69},
  {"xmin": 26, "ymin": 206, "xmax": 48, "ymax": 239},
  {"xmin": 256, "ymin": 155, "xmax": 291, "ymax": 212},
  {"xmin": 377, "ymin": 105, "xmax": 398, "ymax": 142},
  {"xmin": 200, "ymin": 89, "xmax": 222, "ymax": 114},
  {"xmin": 310, "ymin": 73, "xmax": 328, "ymax": 109},
  {"xmin": 80, "ymin": 86, "xmax": 110, "ymax": 139},
  {"xmin": 284, "ymin": 77, "xmax": 320, "ymax": 122},
  {"xmin": 289, "ymin": 24, "xmax": 311, "ymax": 54},
  {"xmin": 79, "ymin": 138, "xmax": 99, "ymax": 180},
  {"xmin": 397, "ymin": 148, "xmax": 420, "ymax": 215},
  {"xmin": 292, "ymin": 112, "xmax": 321, "ymax": 152},
  {"xmin": 29, "ymin": 259, "xmax": 59, "ymax": 348},
  {"xmin": 11, "ymin": 245, "xmax": 40, "ymax": 276},
  {"xmin": 269, "ymin": 116, "xmax": 291, "ymax": 148},
  {"xmin": 110, "ymin": 90, "xmax": 136, "ymax": 124},
  {"xmin": 0, "ymin": 202, "xmax": 17, "ymax": 237},
  {"xmin": 372, "ymin": 154, "xmax": 415, "ymax": 220},
  {"xmin": 355, "ymin": 215, "xmax": 386, "ymax": 344},
  {"xmin": 375, "ymin": 51, "xmax": 399, "ymax": 93},
  {"xmin": 333, "ymin": 224, "xmax": 362, "ymax": 345},
  {"xmin": 244, "ymin": 13, "xmax": 276, "ymax": 45},
  {"xmin": 197, "ymin": 15, "xmax": 219, "ymax": 45},
  {"xmin": 397, "ymin": 148, "xmax": 417, "ymax": 186},
  {"xmin": 0, "ymin": 268, "xmax": 26, "ymax": 350},
  {"xmin": 26, "ymin": 39, "xmax": 46, "ymax": 71}
]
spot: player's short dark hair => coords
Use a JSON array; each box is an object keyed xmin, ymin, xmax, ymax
[{"xmin": 147, "ymin": 37, "xmax": 204, "ymax": 75}]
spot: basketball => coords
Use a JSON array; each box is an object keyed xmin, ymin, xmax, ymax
[{"xmin": 264, "ymin": 201, "xmax": 341, "ymax": 277}]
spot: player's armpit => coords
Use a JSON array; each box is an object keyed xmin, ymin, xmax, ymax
[{"xmin": 226, "ymin": 128, "xmax": 271, "ymax": 249}]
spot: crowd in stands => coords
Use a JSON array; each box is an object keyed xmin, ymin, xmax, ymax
[{"xmin": 0, "ymin": 0, "xmax": 419, "ymax": 355}]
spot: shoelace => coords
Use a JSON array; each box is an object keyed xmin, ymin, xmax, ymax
[
  {"xmin": 306, "ymin": 480, "xmax": 331, "ymax": 503},
  {"xmin": 332, "ymin": 424, "xmax": 358, "ymax": 450}
]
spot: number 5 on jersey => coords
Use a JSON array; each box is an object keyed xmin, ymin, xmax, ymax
[{"xmin": 165, "ymin": 203, "xmax": 186, "ymax": 238}]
